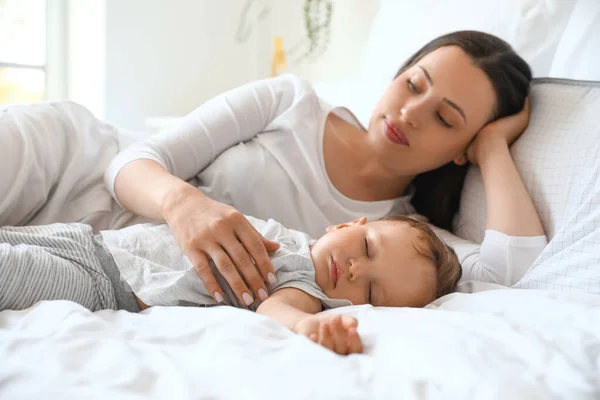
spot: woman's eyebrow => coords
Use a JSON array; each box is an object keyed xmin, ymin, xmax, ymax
[
  {"xmin": 418, "ymin": 65, "xmax": 434, "ymax": 85},
  {"xmin": 444, "ymin": 98, "xmax": 467, "ymax": 123},
  {"xmin": 418, "ymin": 65, "xmax": 467, "ymax": 123}
]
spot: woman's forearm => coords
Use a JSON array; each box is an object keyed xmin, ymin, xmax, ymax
[
  {"xmin": 479, "ymin": 141, "xmax": 545, "ymax": 237},
  {"xmin": 113, "ymin": 159, "xmax": 204, "ymax": 221}
]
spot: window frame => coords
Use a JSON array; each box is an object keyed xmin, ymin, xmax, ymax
[{"xmin": 0, "ymin": 0, "xmax": 67, "ymax": 101}]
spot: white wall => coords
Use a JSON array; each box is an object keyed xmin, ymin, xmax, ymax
[
  {"xmin": 269, "ymin": 0, "xmax": 380, "ymax": 82},
  {"xmin": 104, "ymin": 0, "xmax": 265, "ymax": 131},
  {"xmin": 69, "ymin": 0, "xmax": 380, "ymax": 131}
]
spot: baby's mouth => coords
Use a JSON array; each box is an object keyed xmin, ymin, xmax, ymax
[{"xmin": 330, "ymin": 259, "xmax": 340, "ymax": 288}]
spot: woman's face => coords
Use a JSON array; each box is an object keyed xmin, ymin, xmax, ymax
[{"xmin": 367, "ymin": 45, "xmax": 497, "ymax": 176}]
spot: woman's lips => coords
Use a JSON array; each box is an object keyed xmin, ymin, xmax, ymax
[
  {"xmin": 384, "ymin": 119, "xmax": 409, "ymax": 146},
  {"xmin": 330, "ymin": 259, "xmax": 340, "ymax": 288}
]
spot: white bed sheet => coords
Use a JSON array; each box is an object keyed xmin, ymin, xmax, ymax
[{"xmin": 2, "ymin": 287, "xmax": 599, "ymax": 399}]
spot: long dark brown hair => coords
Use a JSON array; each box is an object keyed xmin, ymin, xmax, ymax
[{"xmin": 396, "ymin": 30, "xmax": 532, "ymax": 231}]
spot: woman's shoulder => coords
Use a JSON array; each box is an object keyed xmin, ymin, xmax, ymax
[
  {"xmin": 267, "ymin": 73, "xmax": 320, "ymax": 102},
  {"xmin": 273, "ymin": 73, "xmax": 314, "ymax": 90}
]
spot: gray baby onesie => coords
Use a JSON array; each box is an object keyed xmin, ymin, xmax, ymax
[{"xmin": 100, "ymin": 216, "xmax": 351, "ymax": 310}]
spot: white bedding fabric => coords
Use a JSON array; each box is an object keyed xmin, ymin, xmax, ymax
[{"xmin": 1, "ymin": 287, "xmax": 599, "ymax": 399}]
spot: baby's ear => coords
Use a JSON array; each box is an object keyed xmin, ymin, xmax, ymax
[
  {"xmin": 326, "ymin": 217, "xmax": 367, "ymax": 232},
  {"xmin": 351, "ymin": 216, "xmax": 368, "ymax": 226},
  {"xmin": 325, "ymin": 224, "xmax": 340, "ymax": 233}
]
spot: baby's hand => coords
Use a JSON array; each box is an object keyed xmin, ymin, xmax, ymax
[{"xmin": 294, "ymin": 314, "xmax": 363, "ymax": 355}]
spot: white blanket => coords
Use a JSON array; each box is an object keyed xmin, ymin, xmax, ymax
[{"xmin": 2, "ymin": 288, "xmax": 599, "ymax": 399}]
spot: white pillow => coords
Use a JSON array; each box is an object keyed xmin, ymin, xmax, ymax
[
  {"xmin": 360, "ymin": 0, "xmax": 576, "ymax": 83},
  {"xmin": 454, "ymin": 79, "xmax": 600, "ymax": 292}
]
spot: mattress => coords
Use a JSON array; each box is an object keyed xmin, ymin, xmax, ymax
[{"xmin": 1, "ymin": 286, "xmax": 599, "ymax": 399}]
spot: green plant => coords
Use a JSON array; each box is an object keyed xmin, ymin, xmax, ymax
[{"xmin": 303, "ymin": 0, "xmax": 333, "ymax": 62}]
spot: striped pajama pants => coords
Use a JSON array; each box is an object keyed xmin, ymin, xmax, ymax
[{"xmin": 0, "ymin": 223, "xmax": 119, "ymax": 312}]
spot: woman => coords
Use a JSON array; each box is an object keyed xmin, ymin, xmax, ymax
[{"xmin": 105, "ymin": 30, "xmax": 547, "ymax": 306}]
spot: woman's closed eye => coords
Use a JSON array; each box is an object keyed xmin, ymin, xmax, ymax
[
  {"xmin": 407, "ymin": 79, "xmax": 419, "ymax": 93},
  {"xmin": 437, "ymin": 112, "xmax": 453, "ymax": 128},
  {"xmin": 364, "ymin": 237, "xmax": 370, "ymax": 258}
]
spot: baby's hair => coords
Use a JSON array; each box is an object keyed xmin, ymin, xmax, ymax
[{"xmin": 377, "ymin": 216, "xmax": 462, "ymax": 300}]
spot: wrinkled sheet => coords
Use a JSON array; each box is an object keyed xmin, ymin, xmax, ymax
[{"xmin": 1, "ymin": 288, "xmax": 599, "ymax": 399}]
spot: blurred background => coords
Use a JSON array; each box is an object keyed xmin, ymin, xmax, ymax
[
  {"xmin": 0, "ymin": 0, "xmax": 380, "ymax": 131},
  {"xmin": 3, "ymin": 0, "xmax": 598, "ymax": 133}
]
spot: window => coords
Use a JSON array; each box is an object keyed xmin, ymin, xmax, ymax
[{"xmin": 0, "ymin": 0, "xmax": 52, "ymax": 104}]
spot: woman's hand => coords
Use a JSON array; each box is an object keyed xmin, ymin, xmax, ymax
[
  {"xmin": 463, "ymin": 96, "xmax": 545, "ymax": 240},
  {"xmin": 294, "ymin": 314, "xmax": 363, "ymax": 355},
  {"xmin": 467, "ymin": 97, "xmax": 530, "ymax": 166},
  {"xmin": 163, "ymin": 185, "xmax": 279, "ymax": 306}
]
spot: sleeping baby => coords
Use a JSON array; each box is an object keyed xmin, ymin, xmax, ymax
[{"xmin": 0, "ymin": 215, "xmax": 461, "ymax": 355}]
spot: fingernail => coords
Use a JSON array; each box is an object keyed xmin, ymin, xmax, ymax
[
  {"xmin": 242, "ymin": 292, "xmax": 253, "ymax": 306},
  {"xmin": 214, "ymin": 292, "xmax": 224, "ymax": 303},
  {"xmin": 258, "ymin": 288, "xmax": 268, "ymax": 301},
  {"xmin": 267, "ymin": 273, "xmax": 276, "ymax": 285}
]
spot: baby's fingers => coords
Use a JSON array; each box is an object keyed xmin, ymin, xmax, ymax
[
  {"xmin": 318, "ymin": 322, "xmax": 334, "ymax": 352},
  {"xmin": 340, "ymin": 315, "xmax": 358, "ymax": 329},
  {"xmin": 330, "ymin": 316, "xmax": 349, "ymax": 355},
  {"xmin": 346, "ymin": 327, "xmax": 363, "ymax": 354}
]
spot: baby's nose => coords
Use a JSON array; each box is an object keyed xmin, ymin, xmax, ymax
[{"xmin": 348, "ymin": 259, "xmax": 365, "ymax": 280}]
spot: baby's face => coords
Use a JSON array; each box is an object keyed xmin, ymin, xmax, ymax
[{"xmin": 311, "ymin": 218, "xmax": 437, "ymax": 307}]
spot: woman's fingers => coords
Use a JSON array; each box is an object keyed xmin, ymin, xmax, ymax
[
  {"xmin": 221, "ymin": 233, "xmax": 269, "ymax": 302},
  {"xmin": 262, "ymin": 237, "xmax": 280, "ymax": 253},
  {"xmin": 236, "ymin": 221, "xmax": 277, "ymax": 286},
  {"xmin": 188, "ymin": 250, "xmax": 225, "ymax": 303},
  {"xmin": 208, "ymin": 246, "xmax": 254, "ymax": 306}
]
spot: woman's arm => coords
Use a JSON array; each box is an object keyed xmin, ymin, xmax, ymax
[
  {"xmin": 453, "ymin": 98, "xmax": 547, "ymax": 285},
  {"xmin": 468, "ymin": 99, "xmax": 545, "ymax": 237},
  {"xmin": 112, "ymin": 159, "xmax": 190, "ymax": 221},
  {"xmin": 257, "ymin": 288, "xmax": 363, "ymax": 355},
  {"xmin": 477, "ymin": 140, "xmax": 545, "ymax": 236},
  {"xmin": 113, "ymin": 158, "xmax": 280, "ymax": 306},
  {"xmin": 431, "ymin": 224, "xmax": 547, "ymax": 285},
  {"xmin": 105, "ymin": 75, "xmax": 305, "ymax": 306},
  {"xmin": 105, "ymin": 74, "xmax": 302, "ymax": 212}
]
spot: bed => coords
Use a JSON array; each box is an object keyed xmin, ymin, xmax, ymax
[{"xmin": 2, "ymin": 1, "xmax": 600, "ymax": 398}]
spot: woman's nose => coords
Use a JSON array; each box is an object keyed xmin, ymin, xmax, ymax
[{"xmin": 400, "ymin": 101, "xmax": 423, "ymax": 129}]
